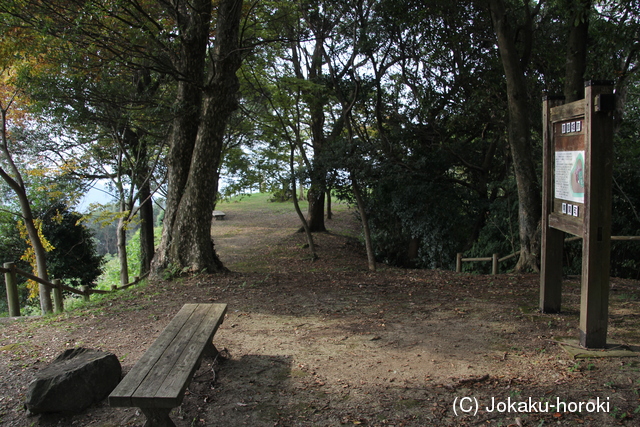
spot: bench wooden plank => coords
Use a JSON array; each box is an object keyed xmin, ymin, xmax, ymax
[
  {"xmin": 130, "ymin": 304, "xmax": 213, "ymax": 406},
  {"xmin": 109, "ymin": 304, "xmax": 200, "ymax": 407},
  {"xmin": 155, "ymin": 304, "xmax": 226, "ymax": 401},
  {"xmin": 109, "ymin": 303, "xmax": 227, "ymax": 409}
]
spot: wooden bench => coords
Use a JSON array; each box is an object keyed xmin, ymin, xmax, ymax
[
  {"xmin": 212, "ymin": 210, "xmax": 226, "ymax": 220},
  {"xmin": 108, "ymin": 303, "xmax": 227, "ymax": 427}
]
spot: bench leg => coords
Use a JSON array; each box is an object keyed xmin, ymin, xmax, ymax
[
  {"xmin": 140, "ymin": 407, "xmax": 176, "ymax": 427},
  {"xmin": 203, "ymin": 341, "xmax": 219, "ymax": 358}
]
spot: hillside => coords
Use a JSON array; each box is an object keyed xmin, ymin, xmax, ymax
[{"xmin": 2, "ymin": 195, "xmax": 640, "ymax": 426}]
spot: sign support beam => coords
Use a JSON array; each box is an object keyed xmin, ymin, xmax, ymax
[
  {"xmin": 540, "ymin": 95, "xmax": 566, "ymax": 313},
  {"xmin": 580, "ymin": 83, "xmax": 614, "ymax": 348}
]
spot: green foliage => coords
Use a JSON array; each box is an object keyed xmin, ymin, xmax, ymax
[
  {"xmin": 220, "ymin": 142, "xmax": 290, "ymax": 198},
  {"xmin": 0, "ymin": 202, "xmax": 104, "ymax": 313},
  {"xmin": 38, "ymin": 203, "xmax": 104, "ymax": 289},
  {"xmin": 84, "ymin": 203, "xmax": 134, "ymax": 256},
  {"xmin": 1, "ymin": 0, "xmax": 639, "ymax": 279},
  {"xmin": 608, "ymin": 81, "xmax": 640, "ymax": 279},
  {"xmin": 95, "ymin": 226, "xmax": 162, "ymax": 289},
  {"xmin": 464, "ymin": 180, "xmax": 520, "ymax": 274},
  {"xmin": 366, "ymin": 174, "xmax": 472, "ymax": 269},
  {"xmin": 99, "ymin": 248, "xmax": 135, "ymax": 289}
]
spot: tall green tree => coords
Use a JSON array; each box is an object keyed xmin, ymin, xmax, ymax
[
  {"xmin": 38, "ymin": 203, "xmax": 103, "ymax": 289},
  {"xmin": 153, "ymin": 0, "xmax": 245, "ymax": 274},
  {"xmin": 21, "ymin": 60, "xmax": 169, "ymax": 283},
  {"xmin": 488, "ymin": 0, "xmax": 543, "ymax": 272},
  {"xmin": 2, "ymin": 0, "xmax": 246, "ymax": 275},
  {"xmin": 0, "ymin": 90, "xmax": 54, "ymax": 313}
]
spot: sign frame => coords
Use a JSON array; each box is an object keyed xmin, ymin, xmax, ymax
[{"xmin": 540, "ymin": 81, "xmax": 615, "ymax": 349}]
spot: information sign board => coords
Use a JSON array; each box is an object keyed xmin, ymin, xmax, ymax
[{"xmin": 540, "ymin": 82, "xmax": 614, "ymax": 349}]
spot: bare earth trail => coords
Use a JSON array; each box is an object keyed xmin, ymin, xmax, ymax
[{"xmin": 2, "ymin": 199, "xmax": 640, "ymax": 426}]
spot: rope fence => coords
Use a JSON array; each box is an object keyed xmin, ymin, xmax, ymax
[
  {"xmin": 455, "ymin": 235, "xmax": 640, "ymax": 275},
  {"xmin": 2, "ymin": 262, "xmax": 148, "ymax": 317}
]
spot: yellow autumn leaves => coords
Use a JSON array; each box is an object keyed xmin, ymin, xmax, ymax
[{"xmin": 17, "ymin": 218, "xmax": 54, "ymax": 299}]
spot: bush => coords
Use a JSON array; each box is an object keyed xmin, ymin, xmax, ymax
[{"xmin": 39, "ymin": 203, "xmax": 104, "ymax": 289}]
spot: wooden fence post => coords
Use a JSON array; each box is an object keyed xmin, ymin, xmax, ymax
[
  {"xmin": 492, "ymin": 254, "xmax": 499, "ymax": 275},
  {"xmin": 52, "ymin": 279, "xmax": 64, "ymax": 313},
  {"xmin": 81, "ymin": 285, "xmax": 90, "ymax": 302},
  {"xmin": 4, "ymin": 262, "xmax": 20, "ymax": 317},
  {"xmin": 456, "ymin": 253, "xmax": 462, "ymax": 272}
]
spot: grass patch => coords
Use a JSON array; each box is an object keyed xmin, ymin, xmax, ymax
[{"xmin": 217, "ymin": 192, "xmax": 351, "ymax": 216}]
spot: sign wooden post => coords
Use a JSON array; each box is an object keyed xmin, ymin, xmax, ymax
[
  {"xmin": 540, "ymin": 81, "xmax": 615, "ymax": 348},
  {"xmin": 540, "ymin": 95, "xmax": 566, "ymax": 314}
]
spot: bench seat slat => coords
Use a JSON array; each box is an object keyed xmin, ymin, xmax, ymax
[
  {"xmin": 109, "ymin": 303, "xmax": 227, "ymax": 409},
  {"xmin": 109, "ymin": 304, "xmax": 200, "ymax": 407},
  {"xmin": 154, "ymin": 304, "xmax": 227, "ymax": 401},
  {"xmin": 130, "ymin": 304, "xmax": 212, "ymax": 406}
]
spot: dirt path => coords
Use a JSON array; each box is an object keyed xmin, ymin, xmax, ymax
[{"xmin": 2, "ymin": 201, "xmax": 640, "ymax": 426}]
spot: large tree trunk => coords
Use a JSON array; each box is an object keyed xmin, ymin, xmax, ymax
[
  {"xmin": 152, "ymin": 0, "xmax": 243, "ymax": 275},
  {"xmin": 564, "ymin": 0, "xmax": 591, "ymax": 103},
  {"xmin": 304, "ymin": 28, "xmax": 328, "ymax": 233},
  {"xmin": 489, "ymin": 0, "xmax": 542, "ymax": 272},
  {"xmin": 152, "ymin": 0, "xmax": 209, "ymax": 274},
  {"xmin": 306, "ymin": 186, "xmax": 327, "ymax": 232}
]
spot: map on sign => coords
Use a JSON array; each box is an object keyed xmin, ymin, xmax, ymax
[{"xmin": 555, "ymin": 150, "xmax": 585, "ymax": 204}]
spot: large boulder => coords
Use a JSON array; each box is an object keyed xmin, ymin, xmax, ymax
[{"xmin": 25, "ymin": 347, "xmax": 122, "ymax": 414}]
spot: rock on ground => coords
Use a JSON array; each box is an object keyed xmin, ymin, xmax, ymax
[{"xmin": 25, "ymin": 347, "xmax": 121, "ymax": 415}]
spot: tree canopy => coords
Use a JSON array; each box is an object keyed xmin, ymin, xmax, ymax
[{"xmin": 0, "ymin": 0, "xmax": 639, "ymax": 281}]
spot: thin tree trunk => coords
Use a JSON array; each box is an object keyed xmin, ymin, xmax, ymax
[
  {"xmin": 138, "ymin": 175, "xmax": 154, "ymax": 276},
  {"xmin": 1, "ymin": 106, "xmax": 52, "ymax": 313},
  {"xmin": 489, "ymin": 0, "xmax": 542, "ymax": 272},
  {"xmin": 291, "ymin": 144, "xmax": 317, "ymax": 260},
  {"xmin": 130, "ymin": 131, "xmax": 155, "ymax": 277},
  {"xmin": 351, "ymin": 173, "xmax": 375, "ymax": 271},
  {"xmin": 116, "ymin": 211, "xmax": 129, "ymax": 286}
]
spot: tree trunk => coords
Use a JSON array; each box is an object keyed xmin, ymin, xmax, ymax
[
  {"xmin": 152, "ymin": 0, "xmax": 209, "ymax": 274},
  {"xmin": 129, "ymin": 121, "xmax": 155, "ymax": 277},
  {"xmin": 3, "ymin": 197, "xmax": 52, "ymax": 315},
  {"xmin": 26, "ymin": 217, "xmax": 52, "ymax": 314},
  {"xmin": 306, "ymin": 186, "xmax": 327, "ymax": 232},
  {"xmin": 305, "ymin": 30, "xmax": 328, "ymax": 233},
  {"xmin": 1, "ymin": 107, "xmax": 52, "ymax": 313},
  {"xmin": 489, "ymin": 0, "xmax": 542, "ymax": 272},
  {"xmin": 351, "ymin": 174, "xmax": 376, "ymax": 271},
  {"xmin": 138, "ymin": 170, "xmax": 154, "ymax": 276},
  {"xmin": 291, "ymin": 144, "xmax": 317, "ymax": 260},
  {"xmin": 152, "ymin": 0, "xmax": 243, "ymax": 275},
  {"xmin": 116, "ymin": 211, "xmax": 129, "ymax": 286},
  {"xmin": 563, "ymin": 0, "xmax": 591, "ymax": 103}
]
